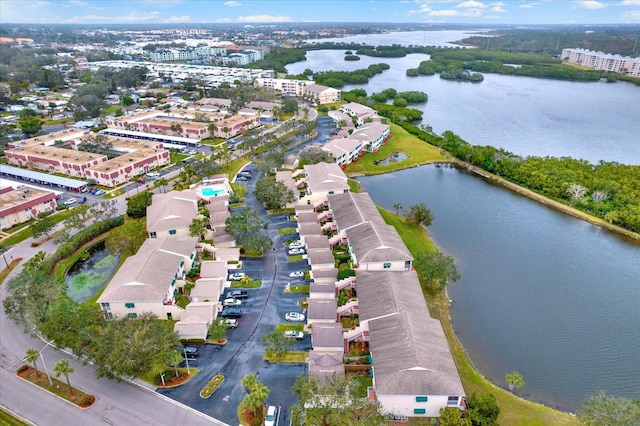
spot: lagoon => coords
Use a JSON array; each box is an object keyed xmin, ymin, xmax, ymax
[{"xmin": 358, "ymin": 165, "xmax": 640, "ymax": 411}]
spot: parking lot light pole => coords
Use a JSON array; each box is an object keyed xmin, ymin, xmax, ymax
[
  {"xmin": 160, "ymin": 373, "xmax": 166, "ymax": 386},
  {"xmin": 182, "ymin": 347, "xmax": 190, "ymax": 375}
]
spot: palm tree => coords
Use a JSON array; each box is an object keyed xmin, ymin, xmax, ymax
[
  {"xmin": 53, "ymin": 359, "xmax": 75, "ymax": 395},
  {"xmin": 207, "ymin": 122, "xmax": 217, "ymax": 137},
  {"xmin": 168, "ymin": 350, "xmax": 183, "ymax": 378},
  {"xmin": 25, "ymin": 348, "xmax": 40, "ymax": 376},
  {"xmin": 189, "ymin": 217, "xmax": 209, "ymax": 241},
  {"xmin": 241, "ymin": 374, "xmax": 258, "ymax": 393},
  {"xmin": 154, "ymin": 178, "xmax": 168, "ymax": 194},
  {"xmin": 393, "ymin": 202, "xmax": 403, "ymax": 215},
  {"xmin": 505, "ymin": 371, "xmax": 524, "ymax": 392}
]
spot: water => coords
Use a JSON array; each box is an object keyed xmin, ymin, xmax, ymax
[
  {"xmin": 358, "ymin": 165, "xmax": 640, "ymax": 411},
  {"xmin": 304, "ymin": 29, "xmax": 489, "ymax": 48},
  {"xmin": 65, "ymin": 241, "xmax": 120, "ymax": 303},
  {"xmin": 287, "ymin": 47, "xmax": 640, "ymax": 164}
]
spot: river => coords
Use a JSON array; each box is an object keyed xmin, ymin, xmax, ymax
[
  {"xmin": 358, "ymin": 166, "xmax": 640, "ymax": 411},
  {"xmin": 288, "ymin": 33, "xmax": 640, "ymax": 165}
]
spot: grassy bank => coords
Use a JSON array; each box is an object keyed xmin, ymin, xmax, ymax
[
  {"xmin": 344, "ymin": 122, "xmax": 447, "ymax": 175},
  {"xmin": 380, "ymin": 208, "xmax": 580, "ymax": 425}
]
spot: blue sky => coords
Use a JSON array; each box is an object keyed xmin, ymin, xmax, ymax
[{"xmin": 1, "ymin": 0, "xmax": 639, "ymax": 25}]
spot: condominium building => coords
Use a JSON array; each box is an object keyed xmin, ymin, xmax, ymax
[
  {"xmin": 255, "ymin": 78, "xmax": 312, "ymax": 96},
  {"xmin": 562, "ymin": 48, "xmax": 640, "ymax": 76},
  {"xmin": 5, "ymin": 145, "xmax": 107, "ymax": 178},
  {"xmin": 302, "ymin": 83, "xmax": 342, "ymax": 104},
  {"xmin": 0, "ymin": 186, "xmax": 58, "ymax": 230}
]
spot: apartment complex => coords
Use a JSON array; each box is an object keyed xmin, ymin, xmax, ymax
[
  {"xmin": 255, "ymin": 78, "xmax": 312, "ymax": 96},
  {"xmin": 5, "ymin": 145, "xmax": 107, "ymax": 178},
  {"xmin": 302, "ymin": 83, "xmax": 342, "ymax": 104},
  {"xmin": 0, "ymin": 186, "xmax": 58, "ymax": 230},
  {"xmin": 562, "ymin": 48, "xmax": 640, "ymax": 76}
]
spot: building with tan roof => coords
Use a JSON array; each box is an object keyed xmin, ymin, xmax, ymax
[
  {"xmin": 303, "ymin": 83, "xmax": 341, "ymax": 104},
  {"xmin": 97, "ymin": 236, "xmax": 198, "ymax": 320},
  {"xmin": 300, "ymin": 162, "xmax": 350, "ymax": 206},
  {"xmin": 7, "ymin": 129, "xmax": 89, "ymax": 149},
  {"xmin": 350, "ymin": 122, "xmax": 390, "ymax": 153},
  {"xmin": 147, "ymin": 190, "xmax": 200, "ymax": 239},
  {"xmin": 0, "ymin": 186, "xmax": 58, "ymax": 230},
  {"xmin": 322, "ymin": 138, "xmax": 363, "ymax": 167},
  {"xmin": 5, "ymin": 145, "xmax": 107, "ymax": 178}
]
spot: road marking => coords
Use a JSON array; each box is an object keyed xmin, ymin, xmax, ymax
[{"xmin": 223, "ymin": 394, "xmax": 230, "ymax": 402}]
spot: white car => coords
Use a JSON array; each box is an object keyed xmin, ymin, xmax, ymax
[
  {"xmin": 289, "ymin": 271, "xmax": 305, "ymax": 279},
  {"xmin": 188, "ymin": 150, "xmax": 197, "ymax": 155},
  {"xmin": 224, "ymin": 319, "xmax": 238, "ymax": 328},
  {"xmin": 265, "ymin": 406, "xmax": 277, "ymax": 426},
  {"xmin": 284, "ymin": 330, "xmax": 304, "ymax": 340},
  {"xmin": 223, "ymin": 298, "xmax": 242, "ymax": 307},
  {"xmin": 289, "ymin": 240, "xmax": 304, "ymax": 249},
  {"xmin": 288, "ymin": 248, "xmax": 305, "ymax": 256},
  {"xmin": 228, "ymin": 272, "xmax": 246, "ymax": 281},
  {"xmin": 63, "ymin": 198, "xmax": 77, "ymax": 206},
  {"xmin": 285, "ymin": 312, "xmax": 306, "ymax": 322}
]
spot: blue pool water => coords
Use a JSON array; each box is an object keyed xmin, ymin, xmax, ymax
[{"xmin": 201, "ymin": 187, "xmax": 225, "ymax": 197}]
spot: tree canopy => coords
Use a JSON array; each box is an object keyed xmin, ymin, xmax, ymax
[
  {"xmin": 579, "ymin": 391, "xmax": 640, "ymax": 426},
  {"xmin": 254, "ymin": 178, "xmax": 295, "ymax": 210},
  {"xmin": 126, "ymin": 191, "xmax": 152, "ymax": 219},
  {"xmin": 225, "ymin": 208, "xmax": 272, "ymax": 255},
  {"xmin": 413, "ymin": 251, "xmax": 461, "ymax": 293},
  {"xmin": 405, "ymin": 202, "xmax": 434, "ymax": 227}
]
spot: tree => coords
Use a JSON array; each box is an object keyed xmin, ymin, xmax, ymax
[
  {"xmin": 405, "ymin": 202, "xmax": 433, "ymax": 227},
  {"xmin": 89, "ymin": 312, "xmax": 181, "ymax": 381},
  {"xmin": 91, "ymin": 199, "xmax": 118, "ymax": 223},
  {"xmin": 225, "ymin": 209, "xmax": 272, "ymax": 255},
  {"xmin": 393, "ymin": 202, "xmax": 403, "ymax": 215},
  {"xmin": 64, "ymin": 204, "xmax": 91, "ymax": 230},
  {"xmin": 126, "ymin": 192, "xmax": 152, "ymax": 219},
  {"xmin": 53, "ymin": 359, "xmax": 75, "ymax": 395},
  {"xmin": 566, "ymin": 183, "xmax": 588, "ymax": 201},
  {"xmin": 254, "ymin": 178, "xmax": 295, "ymax": 210},
  {"xmin": 23, "ymin": 250, "xmax": 47, "ymax": 271},
  {"xmin": 413, "ymin": 251, "xmax": 461, "ymax": 292},
  {"xmin": 105, "ymin": 219, "xmax": 147, "ymax": 257},
  {"xmin": 41, "ymin": 298, "xmax": 103, "ymax": 356},
  {"xmin": 24, "ymin": 348, "xmax": 41, "ymax": 376},
  {"xmin": 299, "ymin": 146, "xmax": 333, "ymax": 165},
  {"xmin": 579, "ymin": 390, "xmax": 640, "ymax": 426},
  {"xmin": 208, "ymin": 319, "xmax": 227, "ymax": 341},
  {"xmin": 262, "ymin": 331, "xmax": 293, "ymax": 358},
  {"xmin": 505, "ymin": 371, "xmax": 524, "ymax": 392},
  {"xmin": 282, "ymin": 98, "xmax": 298, "ymax": 114},
  {"xmin": 30, "ymin": 215, "xmax": 55, "ymax": 239},
  {"xmin": 290, "ymin": 374, "xmax": 386, "ymax": 426},
  {"xmin": 466, "ymin": 392, "xmax": 500, "ymax": 426},
  {"xmin": 189, "ymin": 217, "xmax": 209, "ymax": 241},
  {"xmin": 239, "ymin": 374, "xmax": 269, "ymax": 422},
  {"xmin": 18, "ymin": 115, "xmax": 42, "ymax": 137},
  {"xmin": 439, "ymin": 407, "xmax": 471, "ymax": 426},
  {"xmin": 154, "ymin": 177, "xmax": 168, "ymax": 194}
]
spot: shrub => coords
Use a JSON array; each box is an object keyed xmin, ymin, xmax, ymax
[
  {"xmin": 337, "ymin": 269, "xmax": 356, "ymax": 280},
  {"xmin": 17, "ymin": 365, "xmax": 28, "ymax": 373}
]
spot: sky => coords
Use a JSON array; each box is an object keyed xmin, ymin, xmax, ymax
[{"xmin": 1, "ymin": 0, "xmax": 639, "ymax": 25}]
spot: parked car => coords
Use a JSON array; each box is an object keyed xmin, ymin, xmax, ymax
[
  {"xmin": 265, "ymin": 406, "xmax": 277, "ymax": 426},
  {"xmin": 285, "ymin": 312, "xmax": 306, "ymax": 322},
  {"xmin": 284, "ymin": 330, "xmax": 304, "ymax": 340},
  {"xmin": 63, "ymin": 198, "xmax": 77, "ymax": 206},
  {"xmin": 182, "ymin": 346, "xmax": 199, "ymax": 358},
  {"xmin": 289, "ymin": 271, "xmax": 305, "ymax": 279},
  {"xmin": 94, "ymin": 190, "xmax": 106, "ymax": 196},
  {"xmin": 80, "ymin": 187, "xmax": 88, "ymax": 193},
  {"xmin": 289, "ymin": 240, "xmax": 304, "ymax": 249},
  {"xmin": 78, "ymin": 196, "xmax": 87, "ymax": 204},
  {"xmin": 228, "ymin": 272, "xmax": 246, "ymax": 281},
  {"xmin": 188, "ymin": 150, "xmax": 197, "ymax": 155},
  {"xmin": 223, "ymin": 298, "xmax": 242, "ymax": 307},
  {"xmin": 226, "ymin": 290, "xmax": 249, "ymax": 300},
  {"xmin": 224, "ymin": 319, "xmax": 238, "ymax": 329},
  {"xmin": 137, "ymin": 177, "xmax": 146, "ymax": 184},
  {"xmin": 220, "ymin": 308, "xmax": 242, "ymax": 319},
  {"xmin": 288, "ymin": 248, "xmax": 305, "ymax": 256}
]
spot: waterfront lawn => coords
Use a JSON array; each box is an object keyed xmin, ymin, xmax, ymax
[
  {"xmin": 344, "ymin": 123, "xmax": 446, "ymax": 175},
  {"xmin": 381, "ymin": 209, "xmax": 580, "ymax": 426}
]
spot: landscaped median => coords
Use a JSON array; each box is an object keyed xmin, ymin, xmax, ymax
[
  {"xmin": 16, "ymin": 366, "xmax": 95, "ymax": 409},
  {"xmin": 378, "ymin": 207, "xmax": 580, "ymax": 426},
  {"xmin": 200, "ymin": 374, "xmax": 225, "ymax": 399}
]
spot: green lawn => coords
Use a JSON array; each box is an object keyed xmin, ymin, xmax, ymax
[
  {"xmin": 345, "ymin": 123, "xmax": 446, "ymax": 175},
  {"xmin": 170, "ymin": 153, "xmax": 189, "ymax": 163},
  {"xmin": 1, "ymin": 208, "xmax": 77, "ymax": 247},
  {"xmin": 275, "ymin": 323, "xmax": 304, "ymax": 333},
  {"xmin": 264, "ymin": 351, "xmax": 308, "ymax": 363},
  {"xmin": 380, "ymin": 208, "xmax": 580, "ymax": 426},
  {"xmin": 0, "ymin": 407, "xmax": 28, "ymax": 426}
]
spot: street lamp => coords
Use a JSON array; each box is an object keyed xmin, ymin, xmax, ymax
[
  {"xmin": 23, "ymin": 344, "xmax": 53, "ymax": 386},
  {"xmin": 182, "ymin": 347, "xmax": 190, "ymax": 375},
  {"xmin": 160, "ymin": 372, "xmax": 166, "ymax": 386}
]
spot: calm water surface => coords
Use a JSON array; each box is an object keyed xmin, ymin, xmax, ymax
[
  {"xmin": 288, "ymin": 40, "xmax": 640, "ymax": 164},
  {"xmin": 359, "ymin": 166, "xmax": 640, "ymax": 411}
]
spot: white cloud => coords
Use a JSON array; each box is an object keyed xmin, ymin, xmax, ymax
[
  {"xmin": 116, "ymin": 10, "xmax": 161, "ymax": 22},
  {"xmin": 620, "ymin": 10, "xmax": 640, "ymax": 21},
  {"xmin": 518, "ymin": 2, "xmax": 540, "ymax": 8},
  {"xmin": 224, "ymin": 1, "xmax": 242, "ymax": 7},
  {"xmin": 236, "ymin": 14, "xmax": 292, "ymax": 23},
  {"xmin": 574, "ymin": 1, "xmax": 608, "ymax": 9},
  {"xmin": 408, "ymin": 4, "xmax": 433, "ymax": 13},
  {"xmin": 490, "ymin": 1, "xmax": 506, "ymax": 12},
  {"xmin": 457, "ymin": 0, "xmax": 487, "ymax": 8},
  {"xmin": 164, "ymin": 15, "xmax": 191, "ymax": 23},
  {"xmin": 429, "ymin": 9, "xmax": 461, "ymax": 16},
  {"xmin": 619, "ymin": 0, "xmax": 640, "ymax": 5}
]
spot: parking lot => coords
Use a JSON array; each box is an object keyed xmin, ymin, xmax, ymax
[{"xmin": 158, "ymin": 165, "xmax": 311, "ymax": 425}]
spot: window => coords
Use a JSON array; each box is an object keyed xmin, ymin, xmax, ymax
[
  {"xmin": 448, "ymin": 396, "xmax": 459, "ymax": 406},
  {"xmin": 127, "ymin": 313, "xmax": 138, "ymax": 318},
  {"xmin": 416, "ymin": 396, "xmax": 428, "ymax": 402},
  {"xmin": 100, "ymin": 302, "xmax": 110, "ymax": 310},
  {"xmin": 169, "ymin": 229, "xmax": 176, "ymax": 235},
  {"xmin": 383, "ymin": 262, "xmax": 391, "ymax": 269},
  {"xmin": 405, "ymin": 260, "xmax": 411, "ymax": 271},
  {"xmin": 413, "ymin": 408, "xmax": 426, "ymax": 415},
  {"xmin": 150, "ymin": 231, "xmax": 157, "ymax": 238},
  {"xmin": 125, "ymin": 302, "xmax": 135, "ymax": 309},
  {"xmin": 328, "ymin": 191, "xmax": 334, "ymax": 195}
]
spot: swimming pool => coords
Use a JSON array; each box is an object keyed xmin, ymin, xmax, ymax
[{"xmin": 201, "ymin": 187, "xmax": 226, "ymax": 197}]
